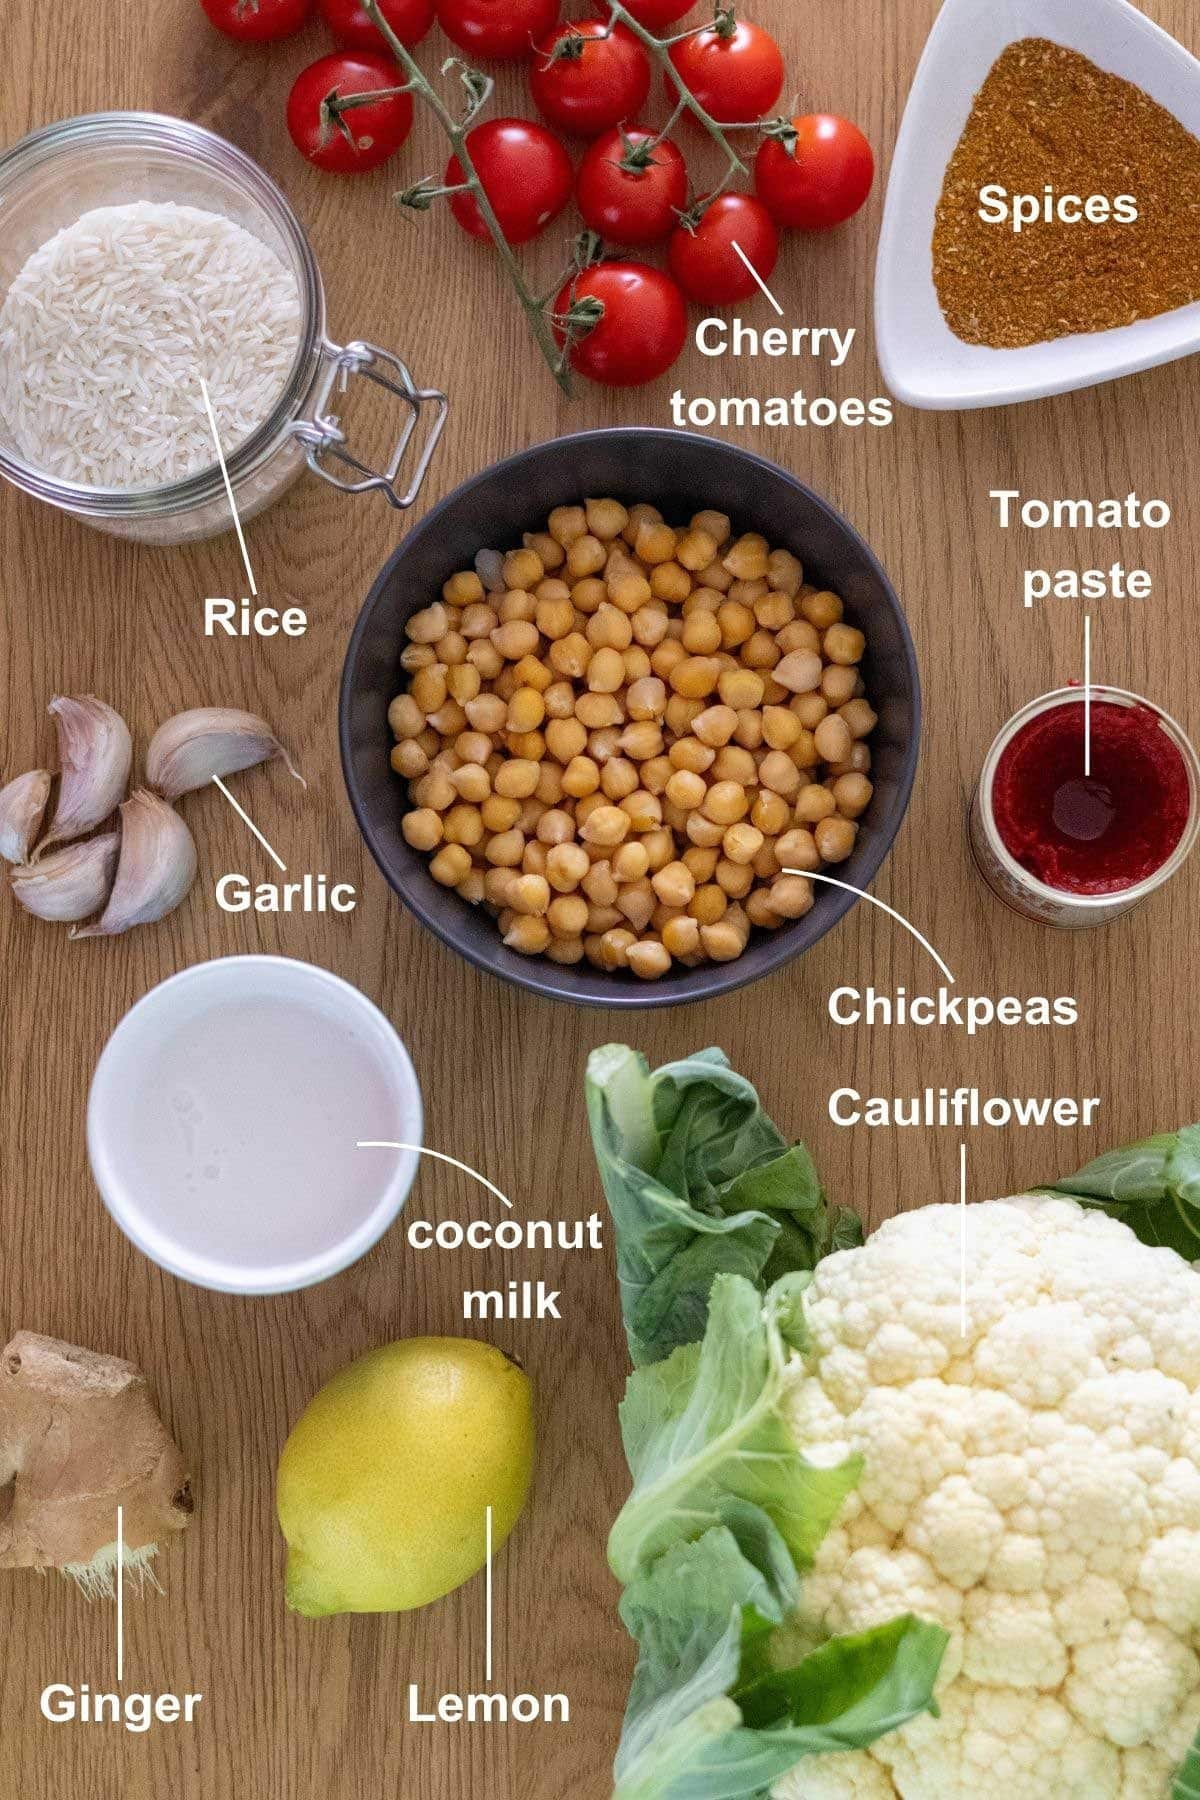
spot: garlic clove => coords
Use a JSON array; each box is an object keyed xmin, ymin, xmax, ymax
[
  {"xmin": 72, "ymin": 792, "xmax": 197, "ymax": 939},
  {"xmin": 39, "ymin": 697, "xmax": 132, "ymax": 854},
  {"xmin": 0, "ymin": 769, "xmax": 52, "ymax": 863},
  {"xmin": 145, "ymin": 708, "xmax": 304, "ymax": 802},
  {"xmin": 9, "ymin": 833, "xmax": 119, "ymax": 923}
]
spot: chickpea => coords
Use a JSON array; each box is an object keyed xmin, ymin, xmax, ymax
[
  {"xmin": 640, "ymin": 827, "xmax": 675, "ymax": 871},
  {"xmin": 625, "ymin": 675, "xmax": 667, "ymax": 721},
  {"xmin": 651, "ymin": 561, "xmax": 694, "ymax": 604},
  {"xmin": 731, "ymin": 577, "xmax": 769, "ymax": 610},
  {"xmin": 588, "ymin": 602, "xmax": 633, "ymax": 651},
  {"xmin": 504, "ymin": 914, "xmax": 552, "ymax": 955},
  {"xmin": 562, "ymin": 755, "xmax": 601, "ymax": 799},
  {"xmin": 670, "ymin": 655, "xmax": 721, "ymax": 699},
  {"xmin": 596, "ymin": 926, "xmax": 637, "ymax": 969},
  {"xmin": 814, "ymin": 713, "xmax": 853, "ymax": 766},
  {"xmin": 741, "ymin": 628, "xmax": 780, "ymax": 670},
  {"xmin": 682, "ymin": 844, "xmax": 719, "ymax": 882},
  {"xmin": 801, "ymin": 588, "xmax": 843, "ymax": 629},
  {"xmin": 716, "ymin": 858, "xmax": 754, "ymax": 899},
  {"xmin": 815, "ymin": 815, "xmax": 858, "ymax": 863},
  {"xmin": 631, "ymin": 603, "xmax": 670, "ymax": 648},
  {"xmin": 492, "ymin": 759, "xmax": 540, "ymax": 800},
  {"xmin": 536, "ymin": 763, "xmax": 565, "ymax": 805},
  {"xmin": 548, "ymin": 504, "xmax": 588, "ymax": 546},
  {"xmin": 716, "ymin": 599, "xmax": 756, "ymax": 648},
  {"xmin": 701, "ymin": 918, "xmax": 745, "ymax": 961},
  {"xmin": 388, "ymin": 694, "xmax": 424, "ymax": 739},
  {"xmin": 621, "ymin": 720, "xmax": 665, "ymax": 762},
  {"xmin": 711, "ymin": 745, "xmax": 756, "ymax": 786},
  {"xmin": 527, "ymin": 532, "xmax": 566, "ymax": 572},
  {"xmin": 774, "ymin": 649, "xmax": 824, "ymax": 694},
  {"xmin": 503, "ymin": 547, "xmax": 543, "ymax": 592},
  {"xmin": 651, "ymin": 861, "xmax": 696, "ymax": 909},
  {"xmin": 391, "ymin": 741, "xmax": 428, "ymax": 780},
  {"xmin": 627, "ymin": 940, "xmax": 672, "ymax": 980},
  {"xmin": 686, "ymin": 811, "xmax": 726, "ymax": 849},
  {"xmin": 776, "ymin": 826, "xmax": 820, "ymax": 872},
  {"xmin": 545, "ymin": 893, "xmax": 589, "ymax": 938},
  {"xmin": 498, "ymin": 590, "xmax": 536, "ymax": 624},
  {"xmin": 543, "ymin": 718, "xmax": 586, "ymax": 765},
  {"xmin": 751, "ymin": 789, "xmax": 790, "ymax": 835},
  {"xmin": 573, "ymin": 576, "xmax": 607, "ymax": 615},
  {"xmin": 792, "ymin": 692, "xmax": 828, "ymax": 730},
  {"xmin": 795, "ymin": 782, "xmax": 838, "ymax": 825},
  {"xmin": 565, "ymin": 534, "xmax": 606, "ymax": 581},
  {"xmin": 582, "ymin": 860, "xmax": 619, "ymax": 906},
  {"xmin": 640, "ymin": 755, "xmax": 672, "ymax": 795},
  {"xmin": 651, "ymin": 638, "xmax": 688, "ymax": 680},
  {"xmin": 401, "ymin": 643, "xmax": 435, "ymax": 674},
  {"xmin": 492, "ymin": 619, "xmax": 540, "ymax": 662},
  {"xmin": 609, "ymin": 841, "xmax": 648, "ymax": 884},
  {"xmin": 762, "ymin": 705, "xmax": 802, "ymax": 750},
  {"xmin": 719, "ymin": 667, "xmax": 764, "ymax": 709},
  {"xmin": 820, "ymin": 663, "xmax": 858, "ymax": 706},
  {"xmin": 596, "ymin": 753, "xmax": 635, "ymax": 799},
  {"xmin": 665, "ymin": 768, "xmax": 706, "ymax": 811},
  {"xmin": 636, "ymin": 521, "xmax": 678, "ymax": 565},
  {"xmin": 701, "ymin": 781, "xmax": 748, "ymax": 826},
  {"xmin": 587, "ymin": 646, "xmax": 626, "ymax": 694},
  {"xmin": 578, "ymin": 804, "xmax": 629, "ymax": 848},
  {"xmin": 745, "ymin": 888, "xmax": 781, "ymax": 929},
  {"xmin": 722, "ymin": 822, "xmax": 763, "ymax": 865},
  {"xmin": 608, "ymin": 572, "xmax": 654, "ymax": 614},
  {"xmin": 442, "ymin": 804, "xmax": 483, "ymax": 848},
  {"xmin": 769, "ymin": 875, "xmax": 815, "ymax": 919},
  {"xmin": 617, "ymin": 879, "xmax": 656, "ymax": 933},
  {"xmin": 536, "ymin": 596, "xmax": 576, "ymax": 640},
  {"xmin": 450, "ymin": 763, "xmax": 491, "ymax": 805},
  {"xmin": 446, "ymin": 663, "xmax": 483, "ymax": 707},
  {"xmin": 401, "ymin": 807, "xmax": 443, "ymax": 852},
  {"xmin": 722, "ymin": 533, "xmax": 770, "ymax": 580},
  {"xmin": 690, "ymin": 883, "xmax": 728, "ymax": 925},
  {"xmin": 832, "ymin": 773, "xmax": 874, "ymax": 819},
  {"xmin": 586, "ymin": 497, "xmax": 629, "ymax": 541},
  {"xmin": 692, "ymin": 704, "xmax": 738, "ymax": 748},
  {"xmin": 575, "ymin": 692, "xmax": 623, "ymax": 730},
  {"xmin": 482, "ymin": 795, "xmax": 522, "ymax": 833},
  {"xmin": 839, "ymin": 698, "xmax": 879, "ymax": 740},
  {"xmin": 661, "ymin": 914, "xmax": 701, "ymax": 959},
  {"xmin": 467, "ymin": 640, "xmax": 503, "ymax": 680},
  {"xmin": 407, "ymin": 602, "xmax": 449, "ymax": 644},
  {"xmin": 412, "ymin": 768, "xmax": 455, "ymax": 812},
  {"xmin": 823, "ymin": 622, "xmax": 866, "ymax": 666},
  {"xmin": 767, "ymin": 548, "xmax": 803, "ymax": 596},
  {"xmin": 680, "ymin": 609, "xmax": 723, "ymax": 655},
  {"xmin": 430, "ymin": 843, "xmax": 471, "ymax": 887}
]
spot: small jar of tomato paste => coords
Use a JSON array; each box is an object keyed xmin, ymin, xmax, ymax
[{"xmin": 969, "ymin": 686, "xmax": 1200, "ymax": 926}]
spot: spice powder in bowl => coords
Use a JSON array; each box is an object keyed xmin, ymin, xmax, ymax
[{"xmin": 932, "ymin": 38, "xmax": 1200, "ymax": 349}]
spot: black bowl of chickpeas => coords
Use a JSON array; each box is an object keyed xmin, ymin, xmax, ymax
[{"xmin": 340, "ymin": 428, "xmax": 920, "ymax": 1007}]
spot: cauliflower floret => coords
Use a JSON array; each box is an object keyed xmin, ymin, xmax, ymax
[{"xmin": 772, "ymin": 1196, "xmax": 1200, "ymax": 1800}]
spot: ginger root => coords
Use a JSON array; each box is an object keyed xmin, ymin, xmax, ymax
[{"xmin": 0, "ymin": 1331, "xmax": 192, "ymax": 1594}]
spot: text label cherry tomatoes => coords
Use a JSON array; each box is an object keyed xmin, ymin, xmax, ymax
[
  {"xmin": 287, "ymin": 52, "xmax": 414, "ymax": 174},
  {"xmin": 577, "ymin": 126, "xmax": 688, "ymax": 247},
  {"xmin": 755, "ymin": 114, "xmax": 875, "ymax": 231},
  {"xmin": 532, "ymin": 21, "xmax": 652, "ymax": 138},
  {"xmin": 554, "ymin": 262, "xmax": 688, "ymax": 387},
  {"xmin": 668, "ymin": 21, "xmax": 784, "ymax": 125},
  {"xmin": 318, "ymin": 0, "xmax": 434, "ymax": 52},
  {"xmin": 436, "ymin": 0, "xmax": 560, "ymax": 61},
  {"xmin": 668, "ymin": 192, "xmax": 778, "ymax": 306},
  {"xmin": 200, "ymin": 0, "xmax": 310, "ymax": 42},
  {"xmin": 447, "ymin": 118, "xmax": 574, "ymax": 244}
]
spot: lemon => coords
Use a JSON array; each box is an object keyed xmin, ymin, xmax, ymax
[{"xmin": 277, "ymin": 1336, "xmax": 534, "ymax": 1617}]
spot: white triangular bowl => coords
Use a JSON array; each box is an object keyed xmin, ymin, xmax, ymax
[{"xmin": 875, "ymin": 0, "xmax": 1200, "ymax": 410}]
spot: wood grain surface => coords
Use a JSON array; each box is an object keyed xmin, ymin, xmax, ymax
[{"xmin": 2, "ymin": 0, "xmax": 1198, "ymax": 1794}]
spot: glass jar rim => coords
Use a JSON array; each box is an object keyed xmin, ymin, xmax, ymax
[
  {"xmin": 977, "ymin": 684, "xmax": 1200, "ymax": 910},
  {"xmin": 0, "ymin": 110, "xmax": 323, "ymax": 518}
]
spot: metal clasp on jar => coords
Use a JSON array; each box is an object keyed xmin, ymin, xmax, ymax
[{"xmin": 291, "ymin": 339, "xmax": 448, "ymax": 509}]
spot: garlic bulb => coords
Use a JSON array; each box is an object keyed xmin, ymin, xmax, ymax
[
  {"xmin": 72, "ymin": 792, "xmax": 197, "ymax": 939},
  {"xmin": 9, "ymin": 834, "xmax": 119, "ymax": 923},
  {"xmin": 145, "ymin": 708, "xmax": 303, "ymax": 802},
  {"xmin": 0, "ymin": 770, "xmax": 51, "ymax": 864},
  {"xmin": 39, "ymin": 698, "xmax": 132, "ymax": 854}
]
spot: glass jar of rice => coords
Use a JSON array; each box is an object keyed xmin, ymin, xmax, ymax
[{"xmin": 0, "ymin": 113, "xmax": 447, "ymax": 545}]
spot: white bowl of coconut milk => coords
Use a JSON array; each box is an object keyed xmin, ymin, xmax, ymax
[{"xmin": 87, "ymin": 955, "xmax": 422, "ymax": 1294}]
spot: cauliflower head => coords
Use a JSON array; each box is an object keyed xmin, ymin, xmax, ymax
[{"xmin": 774, "ymin": 1197, "xmax": 1200, "ymax": 1800}]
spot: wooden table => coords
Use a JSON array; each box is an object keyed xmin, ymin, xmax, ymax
[{"xmin": 3, "ymin": 0, "xmax": 1198, "ymax": 1794}]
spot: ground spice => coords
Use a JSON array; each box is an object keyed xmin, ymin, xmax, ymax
[{"xmin": 933, "ymin": 38, "xmax": 1200, "ymax": 348}]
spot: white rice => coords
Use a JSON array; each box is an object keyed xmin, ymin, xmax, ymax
[{"xmin": 0, "ymin": 201, "xmax": 302, "ymax": 491}]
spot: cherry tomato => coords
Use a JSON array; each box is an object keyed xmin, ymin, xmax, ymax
[
  {"xmin": 532, "ymin": 20, "xmax": 652, "ymax": 139},
  {"xmin": 668, "ymin": 21, "xmax": 784, "ymax": 125},
  {"xmin": 554, "ymin": 262, "xmax": 688, "ymax": 387},
  {"xmin": 755, "ymin": 114, "xmax": 875, "ymax": 231},
  {"xmin": 436, "ymin": 0, "xmax": 560, "ymax": 60},
  {"xmin": 668, "ymin": 192, "xmax": 778, "ymax": 306},
  {"xmin": 622, "ymin": 0, "xmax": 695, "ymax": 23},
  {"xmin": 576, "ymin": 126, "xmax": 688, "ymax": 246},
  {"xmin": 446, "ymin": 119, "xmax": 574, "ymax": 244},
  {"xmin": 287, "ymin": 52, "xmax": 414, "ymax": 174},
  {"xmin": 317, "ymin": 0, "xmax": 434, "ymax": 51},
  {"xmin": 200, "ymin": 0, "xmax": 310, "ymax": 41}
]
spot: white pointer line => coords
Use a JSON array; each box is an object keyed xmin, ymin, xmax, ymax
[
  {"xmin": 198, "ymin": 375, "xmax": 258, "ymax": 598},
  {"xmin": 356, "ymin": 1143, "xmax": 513, "ymax": 1210},
  {"xmin": 485, "ymin": 1506, "xmax": 495, "ymax": 1687},
  {"xmin": 730, "ymin": 239, "xmax": 784, "ymax": 316},
  {"xmin": 782, "ymin": 869, "xmax": 957, "ymax": 985},
  {"xmin": 211, "ymin": 775, "xmax": 288, "ymax": 872},
  {"xmin": 959, "ymin": 1143, "xmax": 969, "ymax": 1342},
  {"xmin": 1083, "ymin": 613, "xmax": 1093, "ymax": 779},
  {"xmin": 116, "ymin": 1505, "xmax": 125, "ymax": 1684}
]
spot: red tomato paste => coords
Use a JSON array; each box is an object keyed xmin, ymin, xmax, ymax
[{"xmin": 992, "ymin": 700, "xmax": 1190, "ymax": 894}]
